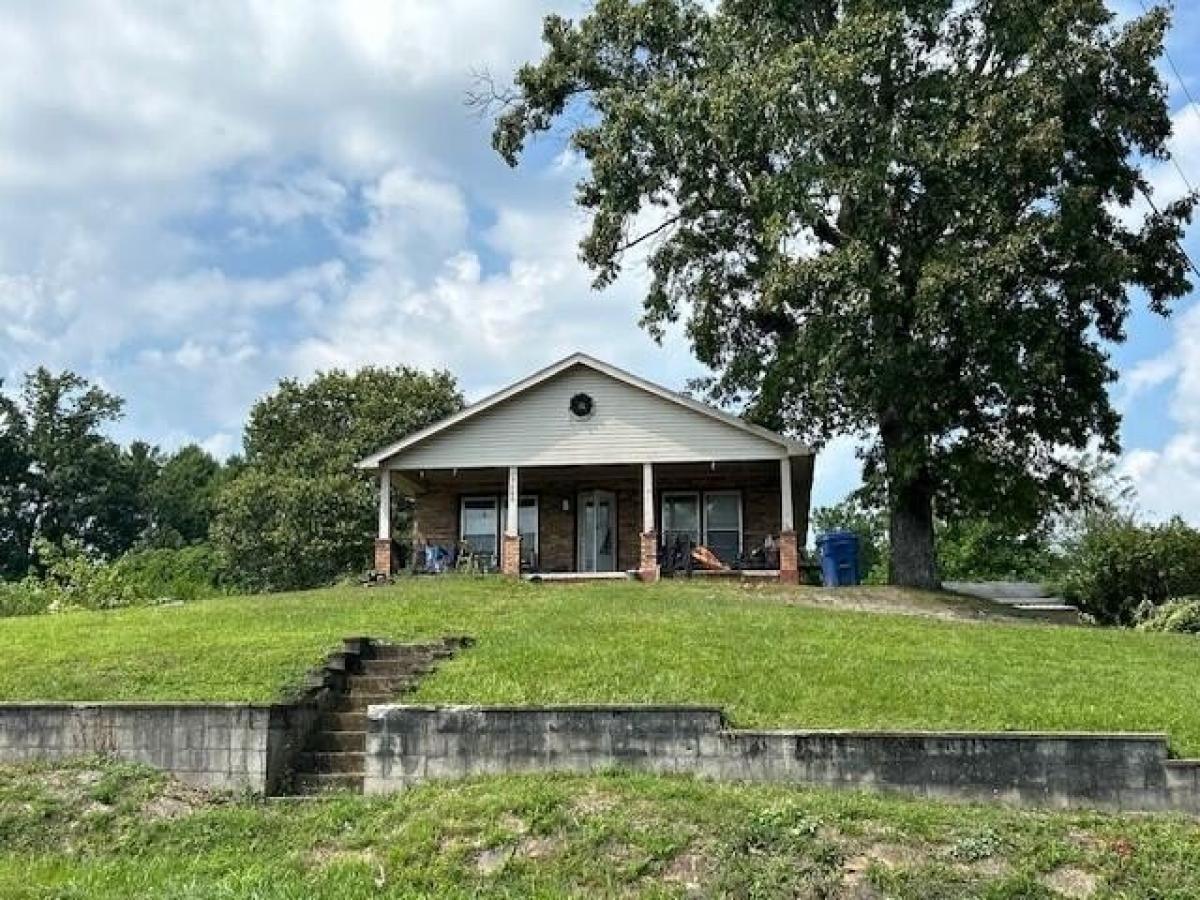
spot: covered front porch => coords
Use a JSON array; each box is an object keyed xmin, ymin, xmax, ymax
[{"xmin": 373, "ymin": 458, "xmax": 811, "ymax": 582}]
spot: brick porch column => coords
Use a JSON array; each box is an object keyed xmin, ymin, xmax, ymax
[
  {"xmin": 639, "ymin": 462, "xmax": 660, "ymax": 582},
  {"xmin": 778, "ymin": 531, "xmax": 799, "ymax": 584},
  {"xmin": 374, "ymin": 538, "xmax": 395, "ymax": 575},
  {"xmin": 375, "ymin": 469, "xmax": 394, "ymax": 575},
  {"xmin": 779, "ymin": 458, "xmax": 800, "ymax": 584},
  {"xmin": 501, "ymin": 466, "xmax": 521, "ymax": 577}
]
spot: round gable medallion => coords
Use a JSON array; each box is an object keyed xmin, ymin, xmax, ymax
[{"xmin": 569, "ymin": 392, "xmax": 595, "ymax": 419}]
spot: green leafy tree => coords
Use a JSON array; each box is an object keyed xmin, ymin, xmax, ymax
[
  {"xmin": 145, "ymin": 444, "xmax": 229, "ymax": 547},
  {"xmin": 0, "ymin": 384, "xmax": 32, "ymax": 578},
  {"xmin": 936, "ymin": 518, "xmax": 1059, "ymax": 582},
  {"xmin": 489, "ymin": 0, "xmax": 1194, "ymax": 587},
  {"xmin": 12, "ymin": 369, "xmax": 134, "ymax": 568},
  {"xmin": 213, "ymin": 367, "xmax": 463, "ymax": 591}
]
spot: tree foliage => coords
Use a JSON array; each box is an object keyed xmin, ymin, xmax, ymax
[
  {"xmin": 0, "ymin": 369, "xmax": 128, "ymax": 575},
  {"xmin": 491, "ymin": 0, "xmax": 1195, "ymax": 587},
  {"xmin": 1058, "ymin": 515, "xmax": 1200, "ymax": 625},
  {"xmin": 146, "ymin": 445, "xmax": 235, "ymax": 547},
  {"xmin": 0, "ymin": 369, "xmax": 239, "ymax": 581},
  {"xmin": 213, "ymin": 367, "xmax": 463, "ymax": 591}
]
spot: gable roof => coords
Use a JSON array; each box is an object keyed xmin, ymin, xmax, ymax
[{"xmin": 355, "ymin": 352, "xmax": 811, "ymax": 470}]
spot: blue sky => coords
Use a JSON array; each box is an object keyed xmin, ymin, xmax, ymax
[{"xmin": 1, "ymin": 1, "xmax": 1198, "ymax": 523}]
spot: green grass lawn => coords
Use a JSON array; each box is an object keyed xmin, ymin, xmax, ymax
[
  {"xmin": 2, "ymin": 759, "xmax": 1199, "ymax": 898},
  {"xmin": 2, "ymin": 578, "xmax": 1199, "ymax": 754}
]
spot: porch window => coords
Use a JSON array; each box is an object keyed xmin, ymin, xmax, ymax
[
  {"xmin": 461, "ymin": 497, "xmax": 499, "ymax": 557},
  {"xmin": 661, "ymin": 492, "xmax": 701, "ymax": 549},
  {"xmin": 704, "ymin": 491, "xmax": 743, "ymax": 563},
  {"xmin": 501, "ymin": 495, "xmax": 540, "ymax": 563}
]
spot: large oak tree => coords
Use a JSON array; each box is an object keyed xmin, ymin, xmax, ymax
[{"xmin": 489, "ymin": 0, "xmax": 1195, "ymax": 587}]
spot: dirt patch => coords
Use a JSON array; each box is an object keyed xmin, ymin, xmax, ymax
[
  {"xmin": 1066, "ymin": 829, "xmax": 1106, "ymax": 854},
  {"xmin": 840, "ymin": 856, "xmax": 881, "ymax": 897},
  {"xmin": 499, "ymin": 812, "xmax": 529, "ymax": 835},
  {"xmin": 141, "ymin": 794, "xmax": 197, "ymax": 821},
  {"xmin": 954, "ymin": 857, "xmax": 1013, "ymax": 879},
  {"xmin": 1040, "ymin": 866, "xmax": 1101, "ymax": 898},
  {"xmin": 473, "ymin": 836, "xmax": 563, "ymax": 874},
  {"xmin": 38, "ymin": 766, "xmax": 106, "ymax": 801},
  {"xmin": 305, "ymin": 846, "xmax": 378, "ymax": 870},
  {"xmin": 661, "ymin": 847, "xmax": 710, "ymax": 895},
  {"xmin": 518, "ymin": 835, "xmax": 564, "ymax": 860},
  {"xmin": 140, "ymin": 782, "xmax": 213, "ymax": 821},
  {"xmin": 864, "ymin": 842, "xmax": 929, "ymax": 869},
  {"xmin": 571, "ymin": 786, "xmax": 619, "ymax": 817},
  {"xmin": 474, "ymin": 845, "xmax": 513, "ymax": 875}
]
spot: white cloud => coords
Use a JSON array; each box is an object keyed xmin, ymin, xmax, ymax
[
  {"xmin": 0, "ymin": 1, "xmax": 701, "ymax": 450},
  {"xmin": 1119, "ymin": 304, "xmax": 1200, "ymax": 522}
]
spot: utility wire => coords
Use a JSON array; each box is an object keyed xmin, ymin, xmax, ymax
[
  {"xmin": 1137, "ymin": 0, "xmax": 1200, "ymax": 198},
  {"xmin": 1030, "ymin": 0, "xmax": 1200, "ymax": 279}
]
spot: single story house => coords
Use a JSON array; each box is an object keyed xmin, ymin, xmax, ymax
[{"xmin": 356, "ymin": 353, "xmax": 814, "ymax": 582}]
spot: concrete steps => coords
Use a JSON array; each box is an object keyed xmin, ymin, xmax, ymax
[
  {"xmin": 943, "ymin": 581, "xmax": 1081, "ymax": 623},
  {"xmin": 288, "ymin": 637, "xmax": 469, "ymax": 796}
]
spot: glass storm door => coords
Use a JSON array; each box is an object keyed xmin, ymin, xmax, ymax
[{"xmin": 577, "ymin": 490, "xmax": 617, "ymax": 572}]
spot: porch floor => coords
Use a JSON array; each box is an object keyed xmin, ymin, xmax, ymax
[
  {"xmin": 521, "ymin": 569, "xmax": 783, "ymax": 583},
  {"xmin": 523, "ymin": 571, "xmax": 635, "ymax": 582}
]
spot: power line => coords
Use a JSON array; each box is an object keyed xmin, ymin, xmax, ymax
[
  {"xmin": 1137, "ymin": 0, "xmax": 1200, "ymax": 199},
  {"xmin": 1025, "ymin": 0, "xmax": 1200, "ymax": 279}
]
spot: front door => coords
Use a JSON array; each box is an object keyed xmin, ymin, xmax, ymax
[{"xmin": 577, "ymin": 490, "xmax": 617, "ymax": 572}]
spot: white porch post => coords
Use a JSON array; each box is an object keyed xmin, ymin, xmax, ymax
[
  {"xmin": 378, "ymin": 469, "xmax": 392, "ymax": 540},
  {"xmin": 779, "ymin": 456, "xmax": 799, "ymax": 583},
  {"xmin": 642, "ymin": 463, "xmax": 655, "ymax": 533},
  {"xmin": 779, "ymin": 457, "xmax": 794, "ymax": 533},
  {"xmin": 502, "ymin": 466, "xmax": 520, "ymax": 576},
  {"xmin": 506, "ymin": 466, "xmax": 519, "ymax": 536},
  {"xmin": 374, "ymin": 469, "xmax": 394, "ymax": 576},
  {"xmin": 639, "ymin": 462, "xmax": 659, "ymax": 581}
]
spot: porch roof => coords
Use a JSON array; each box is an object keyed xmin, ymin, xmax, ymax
[{"xmin": 356, "ymin": 353, "xmax": 811, "ymax": 471}]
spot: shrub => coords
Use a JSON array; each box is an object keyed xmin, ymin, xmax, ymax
[
  {"xmin": 212, "ymin": 469, "xmax": 374, "ymax": 592},
  {"xmin": 0, "ymin": 579, "xmax": 53, "ymax": 617},
  {"xmin": 1138, "ymin": 599, "xmax": 1200, "ymax": 635},
  {"xmin": 1057, "ymin": 516, "xmax": 1200, "ymax": 625},
  {"xmin": 0, "ymin": 540, "xmax": 223, "ymax": 618},
  {"xmin": 114, "ymin": 545, "xmax": 224, "ymax": 604},
  {"xmin": 34, "ymin": 539, "xmax": 154, "ymax": 612}
]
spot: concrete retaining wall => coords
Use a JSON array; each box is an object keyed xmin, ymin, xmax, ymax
[
  {"xmin": 365, "ymin": 705, "xmax": 1200, "ymax": 814},
  {"xmin": 0, "ymin": 702, "xmax": 313, "ymax": 792}
]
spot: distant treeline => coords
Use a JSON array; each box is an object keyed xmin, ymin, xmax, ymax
[{"xmin": 0, "ymin": 365, "xmax": 463, "ymax": 606}]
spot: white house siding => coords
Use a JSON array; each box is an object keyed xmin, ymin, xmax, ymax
[{"xmin": 388, "ymin": 365, "xmax": 787, "ymax": 469}]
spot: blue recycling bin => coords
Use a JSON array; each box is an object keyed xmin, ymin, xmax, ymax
[{"xmin": 816, "ymin": 530, "xmax": 861, "ymax": 587}]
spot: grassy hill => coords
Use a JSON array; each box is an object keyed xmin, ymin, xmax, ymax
[
  {"xmin": 2, "ymin": 759, "xmax": 1199, "ymax": 898},
  {"xmin": 3, "ymin": 578, "xmax": 1199, "ymax": 754}
]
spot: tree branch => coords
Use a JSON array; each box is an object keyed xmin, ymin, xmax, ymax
[{"xmin": 617, "ymin": 214, "xmax": 683, "ymax": 253}]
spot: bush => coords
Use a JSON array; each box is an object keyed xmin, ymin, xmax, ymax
[
  {"xmin": 1057, "ymin": 516, "xmax": 1200, "ymax": 625},
  {"xmin": 114, "ymin": 544, "xmax": 224, "ymax": 604},
  {"xmin": 212, "ymin": 470, "xmax": 373, "ymax": 592},
  {"xmin": 1138, "ymin": 598, "xmax": 1200, "ymax": 635},
  {"xmin": 936, "ymin": 518, "xmax": 1062, "ymax": 582},
  {"xmin": 34, "ymin": 539, "xmax": 154, "ymax": 612},
  {"xmin": 0, "ymin": 579, "xmax": 53, "ymax": 617},
  {"xmin": 0, "ymin": 541, "xmax": 223, "ymax": 618}
]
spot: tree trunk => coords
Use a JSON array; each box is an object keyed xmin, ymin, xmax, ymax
[{"xmin": 889, "ymin": 476, "xmax": 938, "ymax": 589}]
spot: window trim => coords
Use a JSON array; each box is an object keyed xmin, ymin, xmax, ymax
[
  {"xmin": 703, "ymin": 489, "xmax": 744, "ymax": 557},
  {"xmin": 660, "ymin": 491, "xmax": 701, "ymax": 546},
  {"xmin": 460, "ymin": 494, "xmax": 540, "ymax": 560},
  {"xmin": 459, "ymin": 495, "xmax": 501, "ymax": 556}
]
